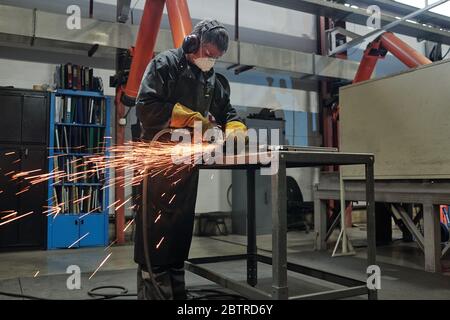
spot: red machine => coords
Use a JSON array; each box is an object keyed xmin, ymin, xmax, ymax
[{"xmin": 114, "ymin": 0, "xmax": 193, "ymax": 244}]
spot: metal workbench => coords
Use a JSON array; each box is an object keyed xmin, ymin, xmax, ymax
[
  {"xmin": 186, "ymin": 150, "xmax": 377, "ymax": 300},
  {"xmin": 315, "ymin": 174, "xmax": 450, "ymax": 273}
]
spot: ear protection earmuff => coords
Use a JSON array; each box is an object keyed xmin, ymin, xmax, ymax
[{"xmin": 182, "ymin": 20, "xmax": 225, "ymax": 54}]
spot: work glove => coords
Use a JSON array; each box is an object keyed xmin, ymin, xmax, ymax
[
  {"xmin": 225, "ymin": 121, "xmax": 248, "ymax": 141},
  {"xmin": 224, "ymin": 121, "xmax": 248, "ymax": 154},
  {"xmin": 170, "ymin": 103, "xmax": 214, "ymax": 134}
]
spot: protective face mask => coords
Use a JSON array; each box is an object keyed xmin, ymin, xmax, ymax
[{"xmin": 194, "ymin": 57, "xmax": 216, "ymax": 72}]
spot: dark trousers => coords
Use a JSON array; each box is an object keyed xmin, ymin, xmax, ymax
[{"xmin": 137, "ymin": 263, "xmax": 187, "ymax": 300}]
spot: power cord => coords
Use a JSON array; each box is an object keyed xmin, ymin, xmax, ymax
[{"xmin": 0, "ymin": 286, "xmax": 247, "ymax": 300}]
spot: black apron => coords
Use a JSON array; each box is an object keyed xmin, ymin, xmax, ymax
[{"xmin": 134, "ymin": 58, "xmax": 215, "ymax": 267}]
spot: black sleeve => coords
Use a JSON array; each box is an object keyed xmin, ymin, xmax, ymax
[
  {"xmin": 211, "ymin": 74, "xmax": 243, "ymax": 128},
  {"xmin": 135, "ymin": 55, "xmax": 175, "ymax": 131}
]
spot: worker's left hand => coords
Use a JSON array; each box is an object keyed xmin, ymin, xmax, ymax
[{"xmin": 224, "ymin": 121, "xmax": 248, "ymax": 153}]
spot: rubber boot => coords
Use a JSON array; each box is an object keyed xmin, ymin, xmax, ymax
[
  {"xmin": 137, "ymin": 265, "xmax": 173, "ymax": 300},
  {"xmin": 170, "ymin": 266, "xmax": 187, "ymax": 300}
]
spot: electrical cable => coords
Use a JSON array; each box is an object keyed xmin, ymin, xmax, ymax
[
  {"xmin": 0, "ymin": 286, "xmax": 247, "ymax": 300},
  {"xmin": 138, "ymin": 128, "xmax": 177, "ymax": 300},
  {"xmin": 0, "ymin": 287, "xmax": 131, "ymax": 300},
  {"xmin": 141, "ymin": 167, "xmax": 166, "ymax": 300},
  {"xmin": 87, "ymin": 286, "xmax": 135, "ymax": 299}
]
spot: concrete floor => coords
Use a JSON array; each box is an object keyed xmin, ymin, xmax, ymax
[{"xmin": 0, "ymin": 228, "xmax": 449, "ymax": 300}]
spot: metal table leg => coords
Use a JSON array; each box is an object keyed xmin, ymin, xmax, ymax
[
  {"xmin": 423, "ymin": 202, "xmax": 442, "ymax": 273},
  {"xmin": 314, "ymin": 194, "xmax": 327, "ymax": 251},
  {"xmin": 366, "ymin": 159, "xmax": 378, "ymax": 300},
  {"xmin": 271, "ymin": 156, "xmax": 288, "ymax": 299},
  {"xmin": 247, "ymin": 168, "xmax": 257, "ymax": 286}
]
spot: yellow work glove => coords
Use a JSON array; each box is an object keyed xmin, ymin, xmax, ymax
[
  {"xmin": 225, "ymin": 121, "xmax": 247, "ymax": 136},
  {"xmin": 170, "ymin": 103, "xmax": 214, "ymax": 134},
  {"xmin": 225, "ymin": 121, "xmax": 248, "ymax": 148}
]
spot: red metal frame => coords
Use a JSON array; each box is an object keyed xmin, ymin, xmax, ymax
[
  {"xmin": 114, "ymin": 0, "xmax": 193, "ymax": 244},
  {"xmin": 123, "ymin": 0, "xmax": 165, "ymax": 101},
  {"xmin": 166, "ymin": 0, "xmax": 193, "ymax": 47},
  {"xmin": 353, "ymin": 32, "xmax": 431, "ymax": 84}
]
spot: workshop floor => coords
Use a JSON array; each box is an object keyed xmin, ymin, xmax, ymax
[{"xmin": 0, "ymin": 229, "xmax": 449, "ymax": 300}]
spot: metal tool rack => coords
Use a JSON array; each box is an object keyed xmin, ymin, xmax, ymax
[{"xmin": 186, "ymin": 150, "xmax": 377, "ymax": 300}]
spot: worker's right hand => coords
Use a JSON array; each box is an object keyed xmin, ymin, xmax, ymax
[{"xmin": 170, "ymin": 103, "xmax": 214, "ymax": 134}]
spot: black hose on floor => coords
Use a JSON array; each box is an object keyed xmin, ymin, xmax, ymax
[{"xmin": 0, "ymin": 286, "xmax": 247, "ymax": 300}]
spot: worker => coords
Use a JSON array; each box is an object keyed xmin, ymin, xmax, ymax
[{"xmin": 134, "ymin": 19, "xmax": 247, "ymax": 300}]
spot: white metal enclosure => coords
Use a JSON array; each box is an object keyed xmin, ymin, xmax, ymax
[{"xmin": 340, "ymin": 59, "xmax": 450, "ymax": 179}]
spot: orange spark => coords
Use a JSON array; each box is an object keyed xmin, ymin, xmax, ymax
[
  {"xmin": 107, "ymin": 199, "xmax": 121, "ymax": 210},
  {"xmin": 104, "ymin": 239, "xmax": 118, "ymax": 251},
  {"xmin": 79, "ymin": 207, "xmax": 102, "ymax": 219},
  {"xmin": 12, "ymin": 169, "xmax": 42, "ymax": 179},
  {"xmin": 1, "ymin": 212, "xmax": 17, "ymax": 220},
  {"xmin": 0, "ymin": 211, "xmax": 33, "ymax": 227},
  {"xmin": 68, "ymin": 232, "xmax": 90, "ymax": 248},
  {"xmin": 169, "ymin": 194, "xmax": 176, "ymax": 204},
  {"xmin": 156, "ymin": 237, "xmax": 165, "ymax": 249},
  {"xmin": 16, "ymin": 187, "xmax": 30, "ymax": 196},
  {"xmin": 123, "ymin": 218, "xmax": 135, "ymax": 232},
  {"xmin": 73, "ymin": 194, "xmax": 91, "ymax": 204},
  {"xmin": 115, "ymin": 197, "xmax": 132, "ymax": 211},
  {"xmin": 89, "ymin": 253, "xmax": 112, "ymax": 280}
]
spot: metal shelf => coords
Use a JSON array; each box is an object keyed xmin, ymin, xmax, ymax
[
  {"xmin": 53, "ymin": 183, "xmax": 103, "ymax": 187},
  {"xmin": 55, "ymin": 89, "xmax": 105, "ymax": 98},
  {"xmin": 53, "ymin": 152, "xmax": 100, "ymax": 157},
  {"xmin": 55, "ymin": 122, "xmax": 106, "ymax": 128},
  {"xmin": 53, "ymin": 212, "xmax": 106, "ymax": 216},
  {"xmin": 47, "ymin": 91, "xmax": 111, "ymax": 249}
]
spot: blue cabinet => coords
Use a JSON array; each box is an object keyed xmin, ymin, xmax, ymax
[
  {"xmin": 47, "ymin": 90, "xmax": 111, "ymax": 249},
  {"xmin": 49, "ymin": 215, "xmax": 79, "ymax": 249},
  {"xmin": 79, "ymin": 215, "xmax": 107, "ymax": 247},
  {"xmin": 48, "ymin": 214, "xmax": 108, "ymax": 249}
]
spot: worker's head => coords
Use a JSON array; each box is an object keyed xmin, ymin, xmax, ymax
[{"xmin": 183, "ymin": 19, "xmax": 229, "ymax": 72}]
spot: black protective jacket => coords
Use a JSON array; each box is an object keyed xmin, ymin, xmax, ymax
[
  {"xmin": 136, "ymin": 47, "xmax": 241, "ymax": 140},
  {"xmin": 134, "ymin": 48, "xmax": 242, "ymax": 268}
]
